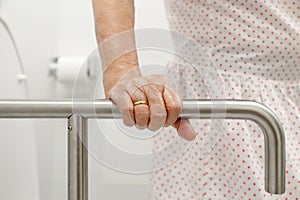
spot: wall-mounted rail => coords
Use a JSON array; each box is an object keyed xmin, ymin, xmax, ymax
[{"xmin": 0, "ymin": 99, "xmax": 286, "ymax": 199}]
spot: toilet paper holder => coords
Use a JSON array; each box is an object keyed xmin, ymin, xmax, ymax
[
  {"xmin": 0, "ymin": 99, "xmax": 286, "ymax": 199},
  {"xmin": 49, "ymin": 57, "xmax": 96, "ymax": 83}
]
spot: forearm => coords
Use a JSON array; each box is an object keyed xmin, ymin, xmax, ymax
[{"xmin": 92, "ymin": 0, "xmax": 141, "ymax": 98}]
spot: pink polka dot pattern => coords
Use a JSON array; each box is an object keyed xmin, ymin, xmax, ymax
[{"xmin": 149, "ymin": 0, "xmax": 300, "ymax": 199}]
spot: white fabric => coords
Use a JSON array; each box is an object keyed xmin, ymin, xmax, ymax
[{"xmin": 150, "ymin": 1, "xmax": 300, "ymax": 199}]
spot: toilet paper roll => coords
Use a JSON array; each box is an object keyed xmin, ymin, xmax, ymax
[{"xmin": 56, "ymin": 57, "xmax": 90, "ymax": 83}]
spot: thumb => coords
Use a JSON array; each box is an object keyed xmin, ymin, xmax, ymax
[{"xmin": 173, "ymin": 119, "xmax": 196, "ymax": 141}]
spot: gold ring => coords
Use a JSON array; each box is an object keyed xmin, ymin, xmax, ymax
[{"xmin": 133, "ymin": 101, "xmax": 148, "ymax": 106}]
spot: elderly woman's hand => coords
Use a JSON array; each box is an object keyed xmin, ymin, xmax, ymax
[{"xmin": 108, "ymin": 74, "xmax": 196, "ymax": 141}]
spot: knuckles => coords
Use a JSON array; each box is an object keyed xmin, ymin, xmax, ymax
[
  {"xmin": 111, "ymin": 74, "xmax": 181, "ymax": 131},
  {"xmin": 168, "ymin": 103, "xmax": 182, "ymax": 114}
]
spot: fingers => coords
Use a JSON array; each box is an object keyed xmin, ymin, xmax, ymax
[
  {"xmin": 111, "ymin": 90, "xmax": 135, "ymax": 127},
  {"xmin": 126, "ymin": 82, "xmax": 150, "ymax": 129},
  {"xmin": 173, "ymin": 119, "xmax": 197, "ymax": 141},
  {"xmin": 163, "ymin": 86, "xmax": 182, "ymax": 127},
  {"xmin": 111, "ymin": 75, "xmax": 196, "ymax": 141},
  {"xmin": 134, "ymin": 104, "xmax": 149, "ymax": 129},
  {"xmin": 143, "ymin": 85, "xmax": 167, "ymax": 131}
]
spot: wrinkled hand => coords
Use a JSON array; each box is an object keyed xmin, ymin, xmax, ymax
[{"xmin": 108, "ymin": 74, "xmax": 196, "ymax": 141}]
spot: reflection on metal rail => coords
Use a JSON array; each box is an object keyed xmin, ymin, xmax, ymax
[{"xmin": 0, "ymin": 99, "xmax": 286, "ymax": 199}]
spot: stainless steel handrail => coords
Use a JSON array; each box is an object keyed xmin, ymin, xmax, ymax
[{"xmin": 0, "ymin": 99, "xmax": 286, "ymax": 199}]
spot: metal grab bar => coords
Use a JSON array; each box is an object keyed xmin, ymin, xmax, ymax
[{"xmin": 0, "ymin": 99, "xmax": 285, "ymax": 199}]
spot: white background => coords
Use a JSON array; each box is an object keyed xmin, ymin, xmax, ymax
[{"xmin": 0, "ymin": 0, "xmax": 169, "ymax": 199}]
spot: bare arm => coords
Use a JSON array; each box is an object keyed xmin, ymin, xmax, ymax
[
  {"xmin": 92, "ymin": 0, "xmax": 140, "ymax": 98},
  {"xmin": 92, "ymin": 0, "xmax": 196, "ymax": 140}
]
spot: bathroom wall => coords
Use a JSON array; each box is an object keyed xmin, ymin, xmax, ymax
[
  {"xmin": 0, "ymin": 0, "xmax": 60, "ymax": 199},
  {"xmin": 0, "ymin": 14, "xmax": 39, "ymax": 200},
  {"xmin": 0, "ymin": 0, "xmax": 169, "ymax": 199}
]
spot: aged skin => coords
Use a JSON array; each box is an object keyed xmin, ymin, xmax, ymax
[{"xmin": 92, "ymin": 0, "xmax": 196, "ymax": 140}]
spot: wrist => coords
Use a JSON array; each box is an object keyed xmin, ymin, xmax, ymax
[{"xmin": 103, "ymin": 65, "xmax": 142, "ymax": 99}]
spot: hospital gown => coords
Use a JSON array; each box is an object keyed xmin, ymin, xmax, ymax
[{"xmin": 150, "ymin": 0, "xmax": 300, "ymax": 199}]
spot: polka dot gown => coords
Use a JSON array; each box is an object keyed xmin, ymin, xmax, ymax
[{"xmin": 149, "ymin": 0, "xmax": 300, "ymax": 199}]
